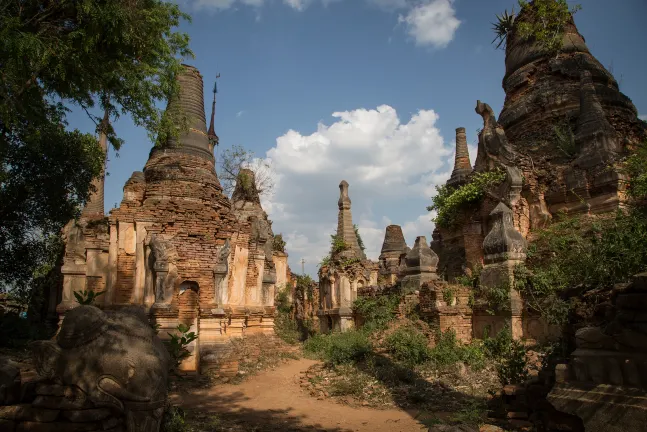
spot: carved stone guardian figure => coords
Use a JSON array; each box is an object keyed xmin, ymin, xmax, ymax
[
  {"xmin": 30, "ymin": 306, "xmax": 170, "ymax": 432},
  {"xmin": 148, "ymin": 234, "xmax": 179, "ymax": 308}
]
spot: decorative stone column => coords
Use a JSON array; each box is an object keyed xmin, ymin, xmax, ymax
[{"xmin": 479, "ymin": 202, "xmax": 527, "ymax": 340}]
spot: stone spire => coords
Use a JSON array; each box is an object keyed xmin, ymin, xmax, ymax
[
  {"xmin": 336, "ymin": 180, "xmax": 365, "ymax": 260},
  {"xmin": 378, "ymin": 225, "xmax": 408, "ymax": 281},
  {"xmin": 573, "ymin": 71, "xmax": 619, "ymax": 169},
  {"xmin": 162, "ymin": 64, "xmax": 213, "ymax": 160},
  {"xmin": 447, "ymin": 127, "xmax": 473, "ymax": 187},
  {"xmin": 380, "ymin": 225, "xmax": 407, "ymax": 256},
  {"xmin": 207, "ymin": 79, "xmax": 219, "ymax": 147},
  {"xmin": 81, "ymin": 110, "xmax": 109, "ymax": 219}
]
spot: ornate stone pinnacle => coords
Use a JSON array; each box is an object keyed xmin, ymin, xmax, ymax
[
  {"xmin": 335, "ymin": 180, "xmax": 365, "ymax": 260},
  {"xmin": 447, "ymin": 127, "xmax": 473, "ymax": 188},
  {"xmin": 482, "ymin": 202, "xmax": 527, "ymax": 264}
]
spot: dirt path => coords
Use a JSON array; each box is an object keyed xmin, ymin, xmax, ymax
[{"xmin": 172, "ymin": 358, "xmax": 429, "ymax": 432}]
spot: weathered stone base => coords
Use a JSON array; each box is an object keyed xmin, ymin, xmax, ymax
[{"xmin": 548, "ymin": 383, "xmax": 647, "ymax": 432}]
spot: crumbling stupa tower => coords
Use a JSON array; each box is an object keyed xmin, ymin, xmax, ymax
[{"xmin": 58, "ymin": 65, "xmax": 287, "ymax": 374}]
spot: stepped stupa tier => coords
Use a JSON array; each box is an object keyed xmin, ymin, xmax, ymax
[{"xmin": 499, "ymin": 6, "xmax": 644, "ymax": 161}]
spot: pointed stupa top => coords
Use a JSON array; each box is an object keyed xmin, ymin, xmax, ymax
[
  {"xmin": 207, "ymin": 79, "xmax": 219, "ymax": 147},
  {"xmin": 335, "ymin": 180, "xmax": 365, "ymax": 260},
  {"xmin": 231, "ymin": 168, "xmax": 261, "ymax": 205},
  {"xmin": 447, "ymin": 127, "xmax": 473, "ymax": 187},
  {"xmin": 161, "ymin": 64, "xmax": 213, "ymax": 160}
]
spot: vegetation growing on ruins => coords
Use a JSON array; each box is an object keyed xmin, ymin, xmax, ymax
[
  {"xmin": 514, "ymin": 209, "xmax": 647, "ymax": 326},
  {"xmin": 273, "ymin": 233, "xmax": 287, "ymax": 252},
  {"xmin": 428, "ymin": 169, "xmax": 506, "ymax": 229},
  {"xmin": 218, "ymin": 144, "xmax": 275, "ymax": 198},
  {"xmin": 0, "ymin": 0, "xmax": 192, "ymax": 292},
  {"xmin": 73, "ymin": 289, "xmax": 105, "ymax": 306},
  {"xmin": 167, "ymin": 323, "xmax": 198, "ymax": 373},
  {"xmin": 330, "ymin": 234, "xmax": 348, "ymax": 254},
  {"xmin": 624, "ymin": 140, "xmax": 647, "ymax": 202},
  {"xmin": 492, "ymin": 0, "xmax": 582, "ymax": 53},
  {"xmin": 274, "ymin": 276, "xmax": 318, "ymax": 345},
  {"xmin": 354, "ymin": 224, "xmax": 366, "ymax": 252}
]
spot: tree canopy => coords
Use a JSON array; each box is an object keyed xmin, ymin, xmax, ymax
[{"xmin": 0, "ymin": 0, "xmax": 192, "ymax": 287}]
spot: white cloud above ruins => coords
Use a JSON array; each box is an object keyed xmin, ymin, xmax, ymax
[
  {"xmin": 260, "ymin": 104, "xmax": 473, "ymax": 275},
  {"xmin": 186, "ymin": 0, "xmax": 461, "ymax": 48}
]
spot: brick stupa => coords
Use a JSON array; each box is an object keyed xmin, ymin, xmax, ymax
[{"xmin": 58, "ymin": 65, "xmax": 286, "ymax": 374}]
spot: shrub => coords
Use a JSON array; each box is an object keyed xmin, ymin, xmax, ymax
[
  {"xmin": 274, "ymin": 312, "xmax": 300, "ymax": 345},
  {"xmin": 428, "ymin": 329, "xmax": 487, "ymax": 370},
  {"xmin": 303, "ymin": 333, "xmax": 332, "ymax": 358},
  {"xmin": 384, "ymin": 327, "xmax": 430, "ymax": 366},
  {"xmin": 273, "ymin": 234, "xmax": 286, "ymax": 253},
  {"xmin": 166, "ymin": 323, "xmax": 197, "ymax": 373},
  {"xmin": 353, "ymin": 294, "xmax": 400, "ymax": 332},
  {"xmin": 305, "ymin": 331, "xmax": 372, "ymax": 365},
  {"xmin": 514, "ymin": 209, "xmax": 647, "ymax": 326},
  {"xmin": 330, "ymin": 234, "xmax": 348, "ymax": 255},
  {"xmin": 160, "ymin": 405, "xmax": 188, "ymax": 432},
  {"xmin": 428, "ymin": 169, "xmax": 506, "ymax": 229},
  {"xmin": 483, "ymin": 327, "xmax": 529, "ymax": 385},
  {"xmin": 624, "ymin": 140, "xmax": 647, "ymax": 202},
  {"xmin": 325, "ymin": 330, "xmax": 373, "ymax": 365}
]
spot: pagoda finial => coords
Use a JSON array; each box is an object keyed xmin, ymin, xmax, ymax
[{"xmin": 208, "ymin": 73, "xmax": 220, "ymax": 146}]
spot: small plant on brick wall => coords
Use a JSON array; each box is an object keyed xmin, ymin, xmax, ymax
[
  {"xmin": 428, "ymin": 168, "xmax": 506, "ymax": 230},
  {"xmin": 330, "ymin": 234, "xmax": 348, "ymax": 255},
  {"xmin": 73, "ymin": 289, "xmax": 105, "ymax": 305},
  {"xmin": 166, "ymin": 323, "xmax": 197, "ymax": 373},
  {"xmin": 353, "ymin": 224, "xmax": 365, "ymax": 252},
  {"xmin": 273, "ymin": 233, "xmax": 287, "ymax": 252},
  {"xmin": 442, "ymin": 287, "xmax": 456, "ymax": 305}
]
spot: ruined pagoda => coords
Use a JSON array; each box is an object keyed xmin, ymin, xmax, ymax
[
  {"xmin": 432, "ymin": 2, "xmax": 646, "ymax": 283},
  {"xmin": 58, "ymin": 64, "xmax": 287, "ymax": 374},
  {"xmin": 317, "ymin": 180, "xmax": 377, "ymax": 332}
]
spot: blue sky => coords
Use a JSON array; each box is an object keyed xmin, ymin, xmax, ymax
[{"xmin": 67, "ymin": 0, "xmax": 647, "ymax": 277}]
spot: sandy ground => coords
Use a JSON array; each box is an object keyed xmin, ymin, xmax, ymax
[{"xmin": 171, "ymin": 358, "xmax": 429, "ymax": 432}]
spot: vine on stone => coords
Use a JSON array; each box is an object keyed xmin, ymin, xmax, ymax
[{"xmin": 428, "ymin": 169, "xmax": 506, "ymax": 230}]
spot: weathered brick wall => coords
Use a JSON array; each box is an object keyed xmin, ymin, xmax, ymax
[
  {"xmin": 420, "ymin": 282, "xmax": 473, "ymax": 343},
  {"xmin": 109, "ymin": 150, "xmax": 247, "ymax": 313}
]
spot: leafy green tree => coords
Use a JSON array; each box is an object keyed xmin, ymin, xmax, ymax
[{"xmin": 0, "ymin": 0, "xmax": 192, "ymax": 287}]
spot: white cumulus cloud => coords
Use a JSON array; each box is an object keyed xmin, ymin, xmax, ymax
[
  {"xmin": 398, "ymin": 0, "xmax": 461, "ymax": 48},
  {"xmin": 260, "ymin": 104, "xmax": 462, "ymax": 277},
  {"xmin": 639, "ymin": 114, "xmax": 647, "ymax": 121}
]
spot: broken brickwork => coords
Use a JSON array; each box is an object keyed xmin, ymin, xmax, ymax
[{"xmin": 58, "ymin": 65, "xmax": 288, "ymax": 374}]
